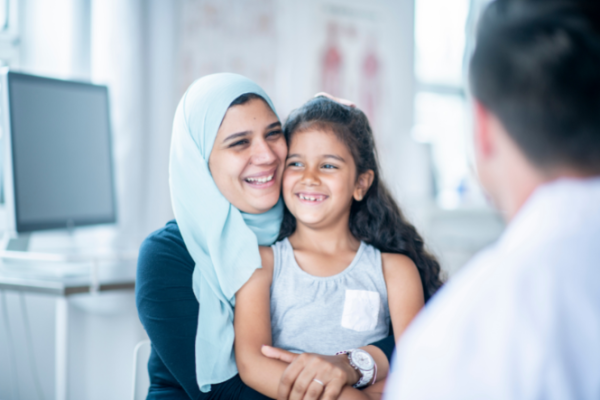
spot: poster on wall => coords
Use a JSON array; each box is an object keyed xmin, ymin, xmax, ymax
[
  {"xmin": 314, "ymin": 2, "xmax": 386, "ymax": 131},
  {"xmin": 177, "ymin": 0, "xmax": 277, "ymax": 99}
]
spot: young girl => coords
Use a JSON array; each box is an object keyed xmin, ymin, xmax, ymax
[{"xmin": 234, "ymin": 97, "xmax": 443, "ymax": 399}]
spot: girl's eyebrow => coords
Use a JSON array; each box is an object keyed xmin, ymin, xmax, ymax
[
  {"xmin": 286, "ymin": 153, "xmax": 346, "ymax": 162},
  {"xmin": 323, "ymin": 154, "xmax": 345, "ymax": 162}
]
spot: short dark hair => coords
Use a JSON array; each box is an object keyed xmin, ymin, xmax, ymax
[
  {"xmin": 229, "ymin": 92, "xmax": 265, "ymax": 107},
  {"xmin": 279, "ymin": 97, "xmax": 444, "ymax": 302},
  {"xmin": 469, "ymin": 0, "xmax": 600, "ymax": 173}
]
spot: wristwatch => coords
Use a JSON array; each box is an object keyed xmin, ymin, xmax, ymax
[{"xmin": 336, "ymin": 349, "xmax": 377, "ymax": 388}]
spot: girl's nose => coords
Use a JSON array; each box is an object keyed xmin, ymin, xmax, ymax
[
  {"xmin": 300, "ymin": 167, "xmax": 320, "ymax": 186},
  {"xmin": 251, "ymin": 138, "xmax": 277, "ymax": 165}
]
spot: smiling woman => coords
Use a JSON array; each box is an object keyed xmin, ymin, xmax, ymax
[{"xmin": 209, "ymin": 93, "xmax": 287, "ymax": 214}]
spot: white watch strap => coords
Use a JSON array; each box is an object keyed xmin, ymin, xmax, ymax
[
  {"xmin": 336, "ymin": 349, "xmax": 377, "ymax": 388},
  {"xmin": 355, "ymin": 365, "xmax": 374, "ymax": 388}
]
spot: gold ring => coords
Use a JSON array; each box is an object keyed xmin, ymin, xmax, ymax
[{"xmin": 313, "ymin": 378, "xmax": 324, "ymax": 386}]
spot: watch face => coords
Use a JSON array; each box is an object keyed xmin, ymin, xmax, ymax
[{"xmin": 351, "ymin": 350, "xmax": 374, "ymax": 370}]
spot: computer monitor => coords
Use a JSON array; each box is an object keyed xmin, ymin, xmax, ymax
[{"xmin": 0, "ymin": 69, "xmax": 116, "ymax": 250}]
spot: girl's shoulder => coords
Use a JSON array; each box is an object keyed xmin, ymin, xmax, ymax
[{"xmin": 380, "ymin": 252, "xmax": 421, "ymax": 283}]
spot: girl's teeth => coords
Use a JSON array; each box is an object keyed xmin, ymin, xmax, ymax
[{"xmin": 299, "ymin": 194, "xmax": 324, "ymax": 202}]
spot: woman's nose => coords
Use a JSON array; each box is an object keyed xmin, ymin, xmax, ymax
[{"xmin": 250, "ymin": 138, "xmax": 278, "ymax": 165}]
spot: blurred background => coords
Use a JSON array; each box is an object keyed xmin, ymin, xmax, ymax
[{"xmin": 0, "ymin": 0, "xmax": 505, "ymax": 399}]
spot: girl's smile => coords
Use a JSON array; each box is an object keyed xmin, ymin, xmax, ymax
[{"xmin": 295, "ymin": 192, "xmax": 329, "ymax": 204}]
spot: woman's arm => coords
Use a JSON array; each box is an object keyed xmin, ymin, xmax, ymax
[{"xmin": 136, "ymin": 223, "xmax": 202, "ymax": 399}]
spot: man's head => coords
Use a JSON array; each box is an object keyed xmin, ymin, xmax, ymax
[{"xmin": 470, "ymin": 0, "xmax": 600, "ymax": 217}]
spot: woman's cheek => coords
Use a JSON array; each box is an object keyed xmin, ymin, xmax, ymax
[{"xmin": 274, "ymin": 141, "xmax": 288, "ymax": 174}]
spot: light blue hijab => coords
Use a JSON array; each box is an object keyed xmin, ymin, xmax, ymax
[{"xmin": 169, "ymin": 73, "xmax": 283, "ymax": 392}]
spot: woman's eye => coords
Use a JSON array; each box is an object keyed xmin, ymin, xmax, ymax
[
  {"xmin": 229, "ymin": 139, "xmax": 249, "ymax": 148},
  {"xmin": 266, "ymin": 130, "xmax": 283, "ymax": 139}
]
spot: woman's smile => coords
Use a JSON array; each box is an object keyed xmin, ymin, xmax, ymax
[{"xmin": 243, "ymin": 167, "xmax": 277, "ymax": 188}]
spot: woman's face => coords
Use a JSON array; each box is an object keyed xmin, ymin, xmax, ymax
[{"xmin": 209, "ymin": 98, "xmax": 287, "ymax": 214}]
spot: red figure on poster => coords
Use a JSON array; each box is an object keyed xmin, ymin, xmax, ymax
[
  {"xmin": 360, "ymin": 40, "xmax": 381, "ymax": 126},
  {"xmin": 322, "ymin": 22, "xmax": 343, "ymax": 96}
]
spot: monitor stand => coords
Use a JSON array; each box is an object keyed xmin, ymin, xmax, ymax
[
  {"xmin": 5, "ymin": 234, "xmax": 31, "ymax": 252},
  {"xmin": 0, "ymin": 232, "xmax": 92, "ymax": 277},
  {"xmin": 0, "ymin": 231, "xmax": 137, "ymax": 278}
]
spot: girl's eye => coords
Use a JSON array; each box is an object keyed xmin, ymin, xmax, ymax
[
  {"xmin": 322, "ymin": 164, "xmax": 337, "ymax": 169},
  {"xmin": 287, "ymin": 161, "xmax": 303, "ymax": 168}
]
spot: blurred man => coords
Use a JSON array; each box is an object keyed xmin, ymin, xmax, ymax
[{"xmin": 385, "ymin": 0, "xmax": 600, "ymax": 399}]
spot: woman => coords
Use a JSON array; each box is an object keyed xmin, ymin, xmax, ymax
[{"xmin": 136, "ymin": 73, "xmax": 396, "ymax": 400}]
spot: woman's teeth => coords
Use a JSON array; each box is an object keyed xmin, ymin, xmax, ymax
[
  {"xmin": 298, "ymin": 194, "xmax": 326, "ymax": 202},
  {"xmin": 245, "ymin": 174, "xmax": 273, "ymax": 184}
]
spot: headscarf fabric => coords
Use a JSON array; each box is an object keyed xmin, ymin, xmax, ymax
[{"xmin": 169, "ymin": 73, "xmax": 283, "ymax": 392}]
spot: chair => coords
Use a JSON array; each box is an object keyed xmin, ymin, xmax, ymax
[{"xmin": 132, "ymin": 340, "xmax": 152, "ymax": 400}]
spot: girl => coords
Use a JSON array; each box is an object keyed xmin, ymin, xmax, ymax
[{"xmin": 234, "ymin": 97, "xmax": 443, "ymax": 399}]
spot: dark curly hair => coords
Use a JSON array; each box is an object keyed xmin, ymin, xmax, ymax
[{"xmin": 278, "ymin": 96, "xmax": 444, "ymax": 302}]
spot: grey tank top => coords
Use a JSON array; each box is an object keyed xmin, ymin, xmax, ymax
[{"xmin": 270, "ymin": 238, "xmax": 390, "ymax": 355}]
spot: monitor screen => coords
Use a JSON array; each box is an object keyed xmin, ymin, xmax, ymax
[{"xmin": 7, "ymin": 72, "xmax": 116, "ymax": 232}]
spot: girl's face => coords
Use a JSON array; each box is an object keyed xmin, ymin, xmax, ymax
[
  {"xmin": 209, "ymin": 98, "xmax": 287, "ymax": 214},
  {"xmin": 283, "ymin": 129, "xmax": 372, "ymax": 229}
]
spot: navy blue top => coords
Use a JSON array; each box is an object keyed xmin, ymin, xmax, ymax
[{"xmin": 136, "ymin": 220, "xmax": 395, "ymax": 399}]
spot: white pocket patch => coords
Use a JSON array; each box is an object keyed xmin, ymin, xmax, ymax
[{"xmin": 341, "ymin": 290, "xmax": 380, "ymax": 332}]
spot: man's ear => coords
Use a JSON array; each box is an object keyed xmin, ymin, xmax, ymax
[
  {"xmin": 353, "ymin": 170, "xmax": 375, "ymax": 201},
  {"xmin": 474, "ymin": 101, "xmax": 494, "ymax": 160}
]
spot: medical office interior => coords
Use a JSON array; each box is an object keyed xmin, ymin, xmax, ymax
[{"xmin": 0, "ymin": 0, "xmax": 504, "ymax": 399}]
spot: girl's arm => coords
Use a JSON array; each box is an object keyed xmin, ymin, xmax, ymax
[
  {"xmin": 381, "ymin": 253, "xmax": 425, "ymax": 342},
  {"xmin": 234, "ymin": 246, "xmax": 288, "ymax": 398},
  {"xmin": 356, "ymin": 253, "xmax": 425, "ymax": 400}
]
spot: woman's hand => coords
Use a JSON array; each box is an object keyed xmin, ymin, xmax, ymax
[{"xmin": 261, "ymin": 345, "xmax": 360, "ymax": 400}]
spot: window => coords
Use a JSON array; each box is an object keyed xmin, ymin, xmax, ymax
[
  {"xmin": 0, "ymin": 0, "xmax": 19, "ymax": 66},
  {"xmin": 0, "ymin": 0, "xmax": 18, "ymax": 204},
  {"xmin": 413, "ymin": 0, "xmax": 490, "ymax": 209}
]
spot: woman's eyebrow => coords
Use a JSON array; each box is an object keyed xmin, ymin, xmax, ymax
[
  {"xmin": 224, "ymin": 122, "xmax": 280, "ymax": 143},
  {"xmin": 223, "ymin": 131, "xmax": 250, "ymax": 142},
  {"xmin": 266, "ymin": 121, "xmax": 281, "ymax": 130}
]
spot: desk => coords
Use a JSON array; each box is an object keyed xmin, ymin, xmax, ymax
[{"xmin": 0, "ymin": 262, "xmax": 136, "ymax": 400}]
